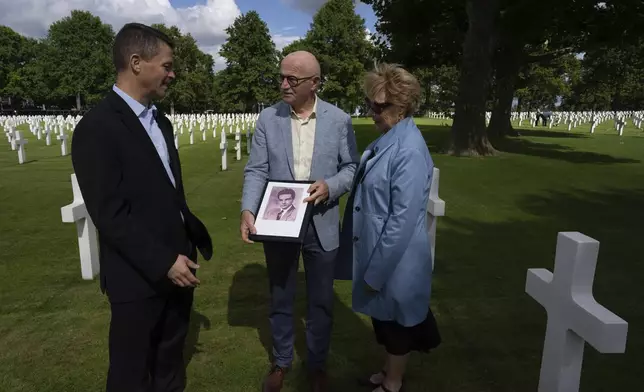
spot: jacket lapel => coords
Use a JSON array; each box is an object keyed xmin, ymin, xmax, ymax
[
  {"xmin": 157, "ymin": 114, "xmax": 181, "ymax": 187},
  {"xmin": 107, "ymin": 91, "xmax": 176, "ymax": 190},
  {"xmin": 309, "ymin": 100, "xmax": 329, "ymax": 181},
  {"xmin": 278, "ymin": 102, "xmax": 295, "ymax": 179},
  {"xmin": 359, "ymin": 142, "xmax": 395, "ymax": 183}
]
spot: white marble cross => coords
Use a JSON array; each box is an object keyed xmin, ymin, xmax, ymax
[
  {"xmin": 15, "ymin": 131, "xmax": 28, "ymax": 164},
  {"xmin": 426, "ymin": 167, "xmax": 445, "ymax": 271},
  {"xmin": 9, "ymin": 130, "xmax": 17, "ymax": 151},
  {"xmin": 61, "ymin": 173, "xmax": 100, "ymax": 280},
  {"xmin": 58, "ymin": 132, "xmax": 69, "ymax": 156},
  {"xmin": 174, "ymin": 130, "xmax": 179, "ymax": 150},
  {"xmin": 525, "ymin": 232, "xmax": 628, "ymax": 392},
  {"xmin": 189, "ymin": 127, "xmax": 195, "ymax": 145},
  {"xmin": 235, "ymin": 127, "xmax": 242, "ymax": 161},
  {"xmin": 220, "ymin": 133, "xmax": 228, "ymax": 171},
  {"xmin": 45, "ymin": 129, "xmax": 52, "ymax": 146}
]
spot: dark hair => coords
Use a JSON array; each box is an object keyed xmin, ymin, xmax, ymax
[
  {"xmin": 112, "ymin": 22, "xmax": 174, "ymax": 72},
  {"xmin": 277, "ymin": 188, "xmax": 295, "ymax": 200}
]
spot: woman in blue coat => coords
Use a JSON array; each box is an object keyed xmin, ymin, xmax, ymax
[{"xmin": 338, "ymin": 64, "xmax": 441, "ymax": 392}]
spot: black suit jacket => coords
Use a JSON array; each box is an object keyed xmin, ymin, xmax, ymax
[{"xmin": 71, "ymin": 90, "xmax": 213, "ymax": 303}]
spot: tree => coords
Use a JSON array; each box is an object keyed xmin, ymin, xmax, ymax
[
  {"xmin": 283, "ymin": 0, "xmax": 373, "ymax": 113},
  {"xmin": 413, "ymin": 65, "xmax": 459, "ymax": 115},
  {"xmin": 45, "ymin": 10, "xmax": 114, "ymax": 109},
  {"xmin": 448, "ymin": 0, "xmax": 498, "ymax": 155},
  {"xmin": 0, "ymin": 27, "xmax": 49, "ymax": 108},
  {"xmin": 218, "ymin": 11, "xmax": 280, "ymax": 112},
  {"xmin": 564, "ymin": 41, "xmax": 644, "ymax": 111},
  {"xmin": 152, "ymin": 24, "xmax": 215, "ymax": 113}
]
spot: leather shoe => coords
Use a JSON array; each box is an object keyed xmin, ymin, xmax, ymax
[
  {"xmin": 263, "ymin": 364, "xmax": 286, "ymax": 392},
  {"xmin": 308, "ymin": 369, "xmax": 329, "ymax": 392}
]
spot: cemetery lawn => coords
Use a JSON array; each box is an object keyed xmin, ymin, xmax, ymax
[{"xmin": 1, "ymin": 118, "xmax": 643, "ymax": 392}]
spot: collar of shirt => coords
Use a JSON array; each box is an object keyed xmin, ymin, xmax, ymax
[
  {"xmin": 113, "ymin": 85, "xmax": 157, "ymax": 119},
  {"xmin": 290, "ymin": 95, "xmax": 318, "ymax": 121}
]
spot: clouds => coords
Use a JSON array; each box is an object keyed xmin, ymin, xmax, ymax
[
  {"xmin": 0, "ymin": 0, "xmax": 241, "ymax": 52},
  {"xmin": 281, "ymin": 0, "xmax": 365, "ymax": 14},
  {"xmin": 280, "ymin": 0, "xmax": 330, "ymax": 14}
]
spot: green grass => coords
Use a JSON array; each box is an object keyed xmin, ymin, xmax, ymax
[{"xmin": 0, "ymin": 117, "xmax": 643, "ymax": 391}]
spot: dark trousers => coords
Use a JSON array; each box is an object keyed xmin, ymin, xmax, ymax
[
  {"xmin": 106, "ymin": 289, "xmax": 194, "ymax": 392},
  {"xmin": 263, "ymin": 222, "xmax": 338, "ymax": 370}
]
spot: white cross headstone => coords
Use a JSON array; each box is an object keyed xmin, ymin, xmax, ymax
[
  {"xmin": 235, "ymin": 128, "xmax": 242, "ymax": 161},
  {"xmin": 426, "ymin": 167, "xmax": 445, "ymax": 271},
  {"xmin": 220, "ymin": 134, "xmax": 228, "ymax": 171},
  {"xmin": 9, "ymin": 130, "xmax": 17, "ymax": 151},
  {"xmin": 45, "ymin": 129, "xmax": 52, "ymax": 146},
  {"xmin": 174, "ymin": 131, "xmax": 179, "ymax": 150},
  {"xmin": 189, "ymin": 128, "xmax": 194, "ymax": 145},
  {"xmin": 61, "ymin": 173, "xmax": 100, "ymax": 280},
  {"xmin": 15, "ymin": 131, "xmax": 28, "ymax": 164},
  {"xmin": 525, "ymin": 232, "xmax": 628, "ymax": 392},
  {"xmin": 58, "ymin": 133, "xmax": 68, "ymax": 156}
]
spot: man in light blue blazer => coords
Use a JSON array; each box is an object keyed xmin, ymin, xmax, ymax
[{"xmin": 240, "ymin": 51, "xmax": 358, "ymax": 392}]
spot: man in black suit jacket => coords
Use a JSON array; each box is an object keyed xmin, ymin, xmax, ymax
[{"xmin": 71, "ymin": 23, "xmax": 213, "ymax": 392}]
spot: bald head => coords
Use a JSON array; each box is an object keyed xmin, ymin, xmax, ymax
[
  {"xmin": 279, "ymin": 50, "xmax": 321, "ymax": 110},
  {"xmin": 282, "ymin": 51, "xmax": 320, "ymax": 77}
]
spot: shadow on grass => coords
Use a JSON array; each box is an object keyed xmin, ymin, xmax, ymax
[
  {"xmin": 353, "ymin": 123, "xmax": 452, "ymax": 154},
  {"xmin": 226, "ymin": 263, "xmax": 387, "ymax": 391},
  {"xmin": 494, "ymin": 138, "xmax": 640, "ymax": 164},
  {"xmin": 514, "ymin": 129, "xmax": 588, "ymax": 139},
  {"xmin": 184, "ymin": 310, "xmax": 212, "ymax": 369},
  {"xmin": 429, "ymin": 187, "xmax": 644, "ymax": 392}
]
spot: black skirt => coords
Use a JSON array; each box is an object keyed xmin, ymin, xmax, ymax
[{"xmin": 371, "ymin": 307, "xmax": 441, "ymax": 356}]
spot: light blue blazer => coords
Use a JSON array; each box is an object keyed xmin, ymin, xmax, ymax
[
  {"xmin": 338, "ymin": 117, "xmax": 434, "ymax": 326},
  {"xmin": 242, "ymin": 99, "xmax": 359, "ymax": 251}
]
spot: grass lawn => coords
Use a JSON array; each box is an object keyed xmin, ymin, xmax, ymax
[{"xmin": 0, "ymin": 116, "xmax": 642, "ymax": 391}]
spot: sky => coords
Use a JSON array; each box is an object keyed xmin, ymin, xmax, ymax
[{"xmin": 0, "ymin": 0, "xmax": 377, "ymax": 71}]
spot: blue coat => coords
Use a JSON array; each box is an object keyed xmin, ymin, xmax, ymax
[{"xmin": 337, "ymin": 117, "xmax": 434, "ymax": 326}]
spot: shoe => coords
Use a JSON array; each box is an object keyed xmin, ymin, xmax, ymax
[
  {"xmin": 263, "ymin": 364, "xmax": 287, "ymax": 392},
  {"xmin": 308, "ymin": 369, "xmax": 329, "ymax": 392},
  {"xmin": 357, "ymin": 370, "xmax": 386, "ymax": 388}
]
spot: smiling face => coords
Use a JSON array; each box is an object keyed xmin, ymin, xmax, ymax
[{"xmin": 137, "ymin": 41, "xmax": 175, "ymax": 101}]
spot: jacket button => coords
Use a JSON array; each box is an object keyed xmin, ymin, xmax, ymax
[
  {"xmin": 355, "ymin": 206, "xmax": 360, "ymax": 212},
  {"xmin": 353, "ymin": 236, "xmax": 359, "ymax": 242}
]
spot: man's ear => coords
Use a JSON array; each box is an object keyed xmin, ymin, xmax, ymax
[{"xmin": 130, "ymin": 54, "xmax": 141, "ymax": 74}]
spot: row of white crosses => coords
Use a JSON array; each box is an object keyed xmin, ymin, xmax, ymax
[
  {"xmin": 168, "ymin": 112, "xmax": 258, "ymax": 171},
  {"xmin": 508, "ymin": 110, "xmax": 642, "ymax": 135},
  {"xmin": 2, "ymin": 114, "xmax": 80, "ymax": 164}
]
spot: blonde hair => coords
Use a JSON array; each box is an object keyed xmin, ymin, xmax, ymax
[{"xmin": 364, "ymin": 63, "xmax": 421, "ymax": 117}]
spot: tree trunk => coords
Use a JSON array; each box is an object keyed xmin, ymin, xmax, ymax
[
  {"xmin": 76, "ymin": 92, "xmax": 81, "ymax": 111},
  {"xmin": 488, "ymin": 47, "xmax": 521, "ymax": 139},
  {"xmin": 449, "ymin": 0, "xmax": 498, "ymax": 156}
]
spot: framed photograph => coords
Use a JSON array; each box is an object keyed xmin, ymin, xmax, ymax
[{"xmin": 249, "ymin": 180, "xmax": 314, "ymax": 243}]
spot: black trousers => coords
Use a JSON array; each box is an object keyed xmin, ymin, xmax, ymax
[
  {"xmin": 263, "ymin": 222, "xmax": 338, "ymax": 370},
  {"xmin": 106, "ymin": 289, "xmax": 194, "ymax": 392}
]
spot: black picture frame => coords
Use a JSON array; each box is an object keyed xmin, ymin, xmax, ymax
[{"xmin": 248, "ymin": 179, "xmax": 314, "ymax": 243}]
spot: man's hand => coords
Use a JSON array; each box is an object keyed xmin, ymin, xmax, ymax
[
  {"xmin": 168, "ymin": 255, "xmax": 200, "ymax": 287},
  {"xmin": 303, "ymin": 180, "xmax": 329, "ymax": 206},
  {"xmin": 240, "ymin": 210, "xmax": 257, "ymax": 244}
]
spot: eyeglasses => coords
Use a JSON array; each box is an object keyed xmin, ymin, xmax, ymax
[
  {"xmin": 365, "ymin": 97, "xmax": 393, "ymax": 115},
  {"xmin": 278, "ymin": 74, "xmax": 317, "ymax": 88}
]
